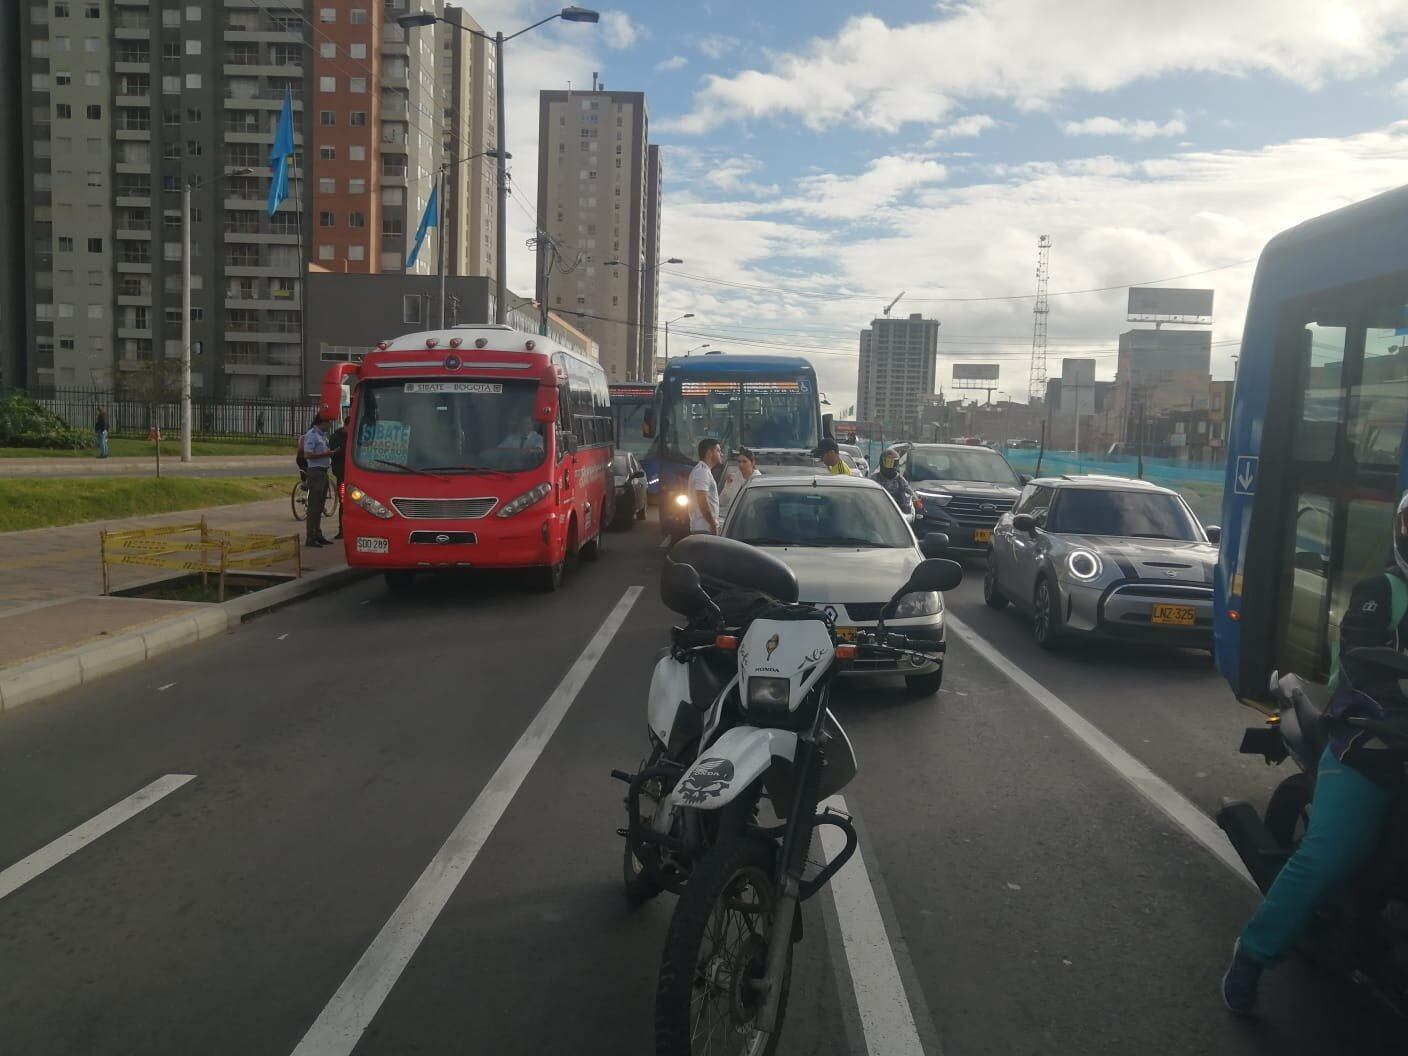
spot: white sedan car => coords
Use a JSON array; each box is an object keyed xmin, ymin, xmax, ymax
[{"xmin": 722, "ymin": 473, "xmax": 957, "ymax": 696}]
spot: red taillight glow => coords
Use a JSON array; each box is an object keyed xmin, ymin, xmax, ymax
[
  {"xmin": 714, "ymin": 635, "xmax": 739, "ymax": 651},
  {"xmin": 426, "ymin": 338, "xmax": 439, "ymax": 348},
  {"xmin": 835, "ymin": 644, "xmax": 858, "ymax": 661},
  {"xmin": 449, "ymin": 337, "xmax": 462, "ymax": 348}
]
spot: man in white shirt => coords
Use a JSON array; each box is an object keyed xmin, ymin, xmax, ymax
[{"xmin": 688, "ymin": 438, "xmax": 723, "ymax": 535}]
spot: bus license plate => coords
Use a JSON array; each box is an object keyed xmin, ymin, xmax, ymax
[
  {"xmin": 1151, "ymin": 604, "xmax": 1196, "ymax": 626},
  {"xmin": 355, "ymin": 537, "xmax": 389, "ymax": 554},
  {"xmin": 973, "ymin": 529, "xmax": 993, "ymax": 544},
  {"xmin": 835, "ymin": 626, "xmax": 857, "ymax": 642}
]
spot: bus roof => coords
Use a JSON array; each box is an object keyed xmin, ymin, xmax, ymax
[
  {"xmin": 376, "ymin": 324, "xmax": 593, "ymax": 364},
  {"xmin": 662, "ymin": 353, "xmax": 815, "ymax": 376},
  {"xmin": 1255, "ymin": 182, "xmax": 1408, "ymax": 301}
]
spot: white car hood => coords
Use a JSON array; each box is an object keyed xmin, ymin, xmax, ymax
[{"xmin": 754, "ymin": 545, "xmax": 920, "ymax": 604}]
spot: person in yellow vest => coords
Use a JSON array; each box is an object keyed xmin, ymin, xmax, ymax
[{"xmin": 815, "ymin": 437, "xmax": 851, "ymax": 474}]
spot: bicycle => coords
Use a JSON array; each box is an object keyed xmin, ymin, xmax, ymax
[{"xmin": 291, "ymin": 470, "xmax": 339, "ymax": 522}]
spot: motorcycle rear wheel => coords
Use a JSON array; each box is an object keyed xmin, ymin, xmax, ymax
[{"xmin": 655, "ymin": 835, "xmax": 789, "ymax": 1056}]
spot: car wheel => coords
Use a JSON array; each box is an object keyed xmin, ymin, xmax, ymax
[
  {"xmin": 904, "ymin": 668, "xmax": 944, "ymax": 697},
  {"xmin": 1033, "ymin": 574, "xmax": 1061, "ymax": 650},
  {"xmin": 983, "ymin": 553, "xmax": 1008, "ymax": 610}
]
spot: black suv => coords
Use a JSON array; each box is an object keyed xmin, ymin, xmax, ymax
[{"xmin": 903, "ymin": 444, "xmax": 1026, "ymax": 555}]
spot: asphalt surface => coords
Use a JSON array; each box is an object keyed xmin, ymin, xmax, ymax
[{"xmin": 1, "ymin": 522, "xmax": 1401, "ymax": 1054}]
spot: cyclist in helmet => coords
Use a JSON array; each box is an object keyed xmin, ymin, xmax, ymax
[
  {"xmin": 870, "ymin": 447, "xmax": 916, "ymax": 517},
  {"xmin": 1223, "ymin": 488, "xmax": 1408, "ymax": 1013}
]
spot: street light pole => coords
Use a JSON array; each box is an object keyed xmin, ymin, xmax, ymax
[
  {"xmin": 494, "ymin": 30, "xmax": 507, "ymax": 324},
  {"xmin": 664, "ymin": 311, "xmax": 694, "ymax": 362}
]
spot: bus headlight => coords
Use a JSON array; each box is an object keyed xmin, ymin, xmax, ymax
[
  {"xmin": 497, "ymin": 482, "xmax": 552, "ymax": 518},
  {"xmin": 673, "ymin": 493, "xmax": 689, "ymax": 508},
  {"xmin": 893, "ymin": 590, "xmax": 941, "ymax": 618},
  {"xmin": 1067, "ymin": 549, "xmax": 1102, "ymax": 581},
  {"xmin": 348, "ymin": 487, "xmax": 394, "ymax": 519}
]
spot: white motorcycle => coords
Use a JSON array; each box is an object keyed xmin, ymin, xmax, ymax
[{"xmin": 615, "ymin": 535, "xmax": 964, "ymax": 1055}]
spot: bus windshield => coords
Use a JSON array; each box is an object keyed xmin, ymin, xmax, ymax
[
  {"xmin": 614, "ymin": 401, "xmax": 653, "ymax": 456},
  {"xmin": 352, "ymin": 379, "xmax": 546, "ymax": 474},
  {"xmin": 662, "ymin": 378, "xmax": 818, "ymax": 458}
]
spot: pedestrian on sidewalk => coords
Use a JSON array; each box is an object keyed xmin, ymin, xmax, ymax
[
  {"xmin": 94, "ymin": 406, "xmax": 109, "ymax": 459},
  {"xmin": 301, "ymin": 413, "xmax": 334, "ymax": 548},
  {"xmin": 329, "ymin": 417, "xmax": 348, "ymax": 540}
]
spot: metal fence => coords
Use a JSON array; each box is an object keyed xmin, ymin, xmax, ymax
[{"xmin": 7, "ymin": 387, "xmax": 320, "ymax": 441}]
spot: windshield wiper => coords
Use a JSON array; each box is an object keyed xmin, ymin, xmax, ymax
[
  {"xmin": 1127, "ymin": 532, "xmax": 1178, "ymax": 539},
  {"xmin": 373, "ymin": 459, "xmax": 449, "ymax": 481},
  {"xmin": 421, "ymin": 464, "xmax": 511, "ymax": 476},
  {"xmin": 739, "ymin": 536, "xmax": 791, "ymax": 546},
  {"xmin": 812, "ymin": 537, "xmax": 889, "ymax": 548}
]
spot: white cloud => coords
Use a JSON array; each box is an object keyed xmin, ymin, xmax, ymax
[
  {"xmin": 658, "ymin": 123, "xmax": 1408, "ymax": 414},
  {"xmin": 1394, "ymin": 77, "xmax": 1408, "ymax": 98},
  {"xmin": 660, "ymin": 1, "xmax": 1408, "ymax": 134},
  {"xmin": 656, "ymin": 55, "xmax": 689, "ymax": 72},
  {"xmin": 928, "ymin": 114, "xmax": 999, "ymax": 141},
  {"xmin": 599, "ymin": 11, "xmax": 641, "ymax": 50},
  {"xmin": 1062, "ymin": 116, "xmax": 1189, "ymax": 140},
  {"xmin": 696, "ymin": 33, "xmax": 741, "ymax": 60}
]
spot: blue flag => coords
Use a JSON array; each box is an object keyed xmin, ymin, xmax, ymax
[
  {"xmin": 267, "ymin": 87, "xmax": 295, "ymax": 217},
  {"xmin": 406, "ymin": 183, "xmax": 438, "ymax": 268}
]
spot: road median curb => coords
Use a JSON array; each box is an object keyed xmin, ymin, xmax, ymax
[{"xmin": 0, "ymin": 565, "xmax": 366, "ymax": 714}]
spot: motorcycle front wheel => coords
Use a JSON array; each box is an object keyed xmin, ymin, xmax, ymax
[
  {"xmin": 655, "ymin": 835, "xmax": 789, "ymax": 1056},
  {"xmin": 624, "ymin": 747, "xmax": 670, "ymax": 905}
]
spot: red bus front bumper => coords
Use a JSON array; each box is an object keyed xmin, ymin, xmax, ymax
[{"xmin": 341, "ymin": 506, "xmax": 563, "ymax": 570}]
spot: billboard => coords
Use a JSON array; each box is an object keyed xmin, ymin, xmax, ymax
[
  {"xmin": 1060, "ymin": 358, "xmax": 1096, "ymax": 415},
  {"xmin": 952, "ymin": 363, "xmax": 1000, "ymax": 381},
  {"xmin": 1127, "ymin": 287, "xmax": 1214, "ymax": 323}
]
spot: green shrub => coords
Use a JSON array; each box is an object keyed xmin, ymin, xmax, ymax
[{"xmin": 0, "ymin": 393, "xmax": 90, "ymax": 450}]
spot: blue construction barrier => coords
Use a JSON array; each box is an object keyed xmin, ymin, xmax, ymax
[{"xmin": 1003, "ymin": 449, "xmax": 1227, "ymax": 521}]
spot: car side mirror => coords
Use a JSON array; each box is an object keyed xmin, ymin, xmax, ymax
[
  {"xmin": 897, "ymin": 557, "xmax": 964, "ymax": 596},
  {"xmin": 631, "ymin": 469, "xmax": 646, "ymax": 480},
  {"xmin": 560, "ymin": 430, "xmax": 579, "ymax": 455},
  {"xmin": 642, "ymin": 406, "xmax": 655, "ymax": 438},
  {"xmin": 822, "ymin": 412, "xmax": 834, "ymax": 439},
  {"xmin": 660, "ymin": 561, "xmax": 714, "ymax": 619},
  {"xmin": 1205, "ymin": 524, "xmax": 1221, "ymax": 544},
  {"xmin": 918, "ymin": 533, "xmax": 949, "ymax": 558},
  {"xmin": 1019, "ymin": 473, "xmax": 1032, "ymax": 485},
  {"xmin": 1012, "ymin": 513, "xmax": 1038, "ymax": 533}
]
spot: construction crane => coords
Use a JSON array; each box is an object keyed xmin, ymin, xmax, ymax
[{"xmin": 882, "ymin": 291, "xmax": 905, "ymax": 317}]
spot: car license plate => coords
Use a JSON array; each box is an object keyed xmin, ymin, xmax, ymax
[
  {"xmin": 834, "ymin": 626, "xmax": 857, "ymax": 642},
  {"xmin": 973, "ymin": 528, "xmax": 993, "ymax": 544},
  {"xmin": 355, "ymin": 537, "xmax": 389, "ymax": 554},
  {"xmin": 1151, "ymin": 603, "xmax": 1196, "ymax": 626}
]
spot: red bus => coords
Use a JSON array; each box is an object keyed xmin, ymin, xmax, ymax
[{"xmin": 320, "ymin": 325, "xmax": 614, "ymax": 591}]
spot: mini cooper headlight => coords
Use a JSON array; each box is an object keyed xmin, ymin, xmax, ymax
[{"xmin": 1067, "ymin": 549, "xmax": 1102, "ymax": 581}]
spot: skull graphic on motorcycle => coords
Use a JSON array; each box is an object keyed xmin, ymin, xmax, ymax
[{"xmin": 679, "ymin": 757, "xmax": 735, "ymax": 804}]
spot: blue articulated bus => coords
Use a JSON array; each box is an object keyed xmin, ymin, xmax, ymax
[
  {"xmin": 608, "ymin": 382, "xmax": 661, "ymax": 497},
  {"xmin": 647, "ymin": 354, "xmax": 827, "ymax": 539},
  {"xmin": 1216, "ymin": 183, "xmax": 1408, "ymax": 703}
]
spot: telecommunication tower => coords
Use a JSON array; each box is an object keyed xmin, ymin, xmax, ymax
[{"xmin": 1028, "ymin": 235, "xmax": 1052, "ymax": 401}]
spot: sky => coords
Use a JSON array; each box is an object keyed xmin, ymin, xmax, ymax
[{"xmin": 475, "ymin": 0, "xmax": 1408, "ymax": 415}]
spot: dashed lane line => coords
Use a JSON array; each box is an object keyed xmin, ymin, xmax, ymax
[
  {"xmin": 289, "ymin": 585, "xmax": 644, "ymax": 1056},
  {"xmin": 946, "ymin": 615, "xmax": 1254, "ymax": 888},
  {"xmin": 0, "ymin": 774, "xmax": 196, "ymax": 901}
]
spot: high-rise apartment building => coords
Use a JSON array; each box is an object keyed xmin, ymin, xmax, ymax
[
  {"xmin": 640, "ymin": 144, "xmax": 662, "ymax": 373},
  {"xmin": 857, "ymin": 313, "xmax": 940, "ymax": 437},
  {"xmin": 536, "ymin": 87, "xmax": 659, "ymax": 381},
  {"xmin": 440, "ymin": 5, "xmax": 495, "ymax": 280},
  {"xmin": 0, "ymin": 5, "xmax": 25, "ymax": 387}
]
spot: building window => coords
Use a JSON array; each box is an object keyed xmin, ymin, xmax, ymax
[
  {"xmin": 350, "ymin": 8, "xmax": 368, "ymax": 24},
  {"xmin": 88, "ymin": 269, "xmax": 103, "ymax": 286},
  {"xmin": 162, "ymin": 75, "xmax": 180, "ymax": 94},
  {"xmin": 319, "ymin": 7, "xmax": 336, "ymax": 22},
  {"xmin": 349, "ymin": 145, "xmax": 365, "ymax": 161},
  {"xmin": 185, "ymin": 4, "xmax": 201, "ymax": 20},
  {"xmin": 318, "ymin": 245, "xmax": 334, "ymax": 261},
  {"xmin": 57, "ymin": 237, "xmax": 74, "ymax": 252},
  {"xmin": 87, "ymin": 237, "xmax": 102, "ymax": 252},
  {"xmin": 320, "ymin": 145, "xmax": 336, "ymax": 160},
  {"xmin": 348, "ymin": 178, "xmax": 366, "ymax": 194},
  {"xmin": 319, "ymin": 76, "xmax": 336, "ymax": 93},
  {"xmin": 319, "ymin": 211, "xmax": 335, "ymax": 227},
  {"xmin": 164, "ymin": 242, "xmax": 181, "ymax": 260},
  {"xmin": 349, "ymin": 111, "xmax": 367, "ymax": 127},
  {"xmin": 348, "ymin": 212, "xmax": 365, "ymax": 228},
  {"xmin": 54, "ymin": 71, "xmax": 71, "ymax": 86},
  {"xmin": 320, "ymin": 110, "xmax": 336, "ymax": 126},
  {"xmin": 163, "ymin": 108, "xmax": 180, "ymax": 128},
  {"xmin": 85, "ymin": 71, "xmax": 100, "ymax": 87},
  {"xmin": 185, "ymin": 73, "xmax": 201, "ymax": 89},
  {"xmin": 349, "ymin": 43, "xmax": 367, "ymax": 59},
  {"xmin": 320, "ymin": 42, "xmax": 335, "ymax": 58},
  {"xmin": 187, "ymin": 107, "xmax": 201, "ymax": 122},
  {"xmin": 348, "ymin": 245, "xmax": 364, "ymax": 261},
  {"xmin": 83, "ymin": 37, "xmax": 98, "ymax": 53},
  {"xmin": 58, "ymin": 303, "xmax": 75, "ymax": 318},
  {"xmin": 56, "ymin": 103, "xmax": 72, "ymax": 119},
  {"xmin": 55, "ymin": 1, "xmax": 70, "ymax": 15},
  {"xmin": 161, "ymin": 8, "xmax": 178, "ymax": 27},
  {"xmin": 349, "ymin": 77, "xmax": 367, "ymax": 93},
  {"xmin": 403, "ymin": 295, "xmax": 421, "ymax": 324},
  {"xmin": 319, "ymin": 177, "xmax": 336, "ymax": 193},
  {"xmin": 382, "ymin": 217, "xmax": 403, "ymax": 236},
  {"xmin": 87, "ymin": 304, "xmax": 103, "ymax": 319}
]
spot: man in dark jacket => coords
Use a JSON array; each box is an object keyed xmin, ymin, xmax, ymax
[{"xmin": 870, "ymin": 447, "xmax": 916, "ymax": 517}]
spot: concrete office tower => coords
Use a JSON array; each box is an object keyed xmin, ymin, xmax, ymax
[
  {"xmin": 16, "ymin": 1, "xmax": 313, "ymax": 397},
  {"xmin": 309, "ymin": 0, "xmax": 448, "ymax": 278},
  {"xmin": 537, "ymin": 87, "xmax": 659, "ymax": 381},
  {"xmin": 640, "ymin": 144, "xmax": 662, "ymax": 374},
  {"xmin": 439, "ymin": 5, "xmax": 496, "ymax": 280},
  {"xmin": 857, "ymin": 313, "xmax": 941, "ymax": 439},
  {"xmin": 1110, "ymin": 328, "xmax": 1213, "ymax": 443}
]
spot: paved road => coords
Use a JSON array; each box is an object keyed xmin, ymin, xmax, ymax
[{"xmin": 0, "ymin": 526, "xmax": 1399, "ymax": 1054}]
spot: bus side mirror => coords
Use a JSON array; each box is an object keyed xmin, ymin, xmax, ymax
[
  {"xmin": 642, "ymin": 406, "xmax": 655, "ymax": 438},
  {"xmin": 822, "ymin": 412, "xmax": 834, "ymax": 439}
]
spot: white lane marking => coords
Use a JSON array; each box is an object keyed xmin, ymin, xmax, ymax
[
  {"xmin": 278, "ymin": 633, "xmax": 289, "ymax": 641},
  {"xmin": 820, "ymin": 795, "xmax": 926, "ymax": 1056},
  {"xmin": 359, "ymin": 599, "xmax": 371, "ymax": 606},
  {"xmin": 0, "ymin": 774, "xmax": 196, "ymax": 901},
  {"xmin": 658, "ymin": 536, "xmax": 671, "ymax": 550},
  {"xmin": 157, "ymin": 682, "xmax": 176, "ymax": 692},
  {"xmin": 946, "ymin": 615, "xmax": 1255, "ymax": 888},
  {"xmin": 290, "ymin": 586, "xmax": 644, "ymax": 1056}
]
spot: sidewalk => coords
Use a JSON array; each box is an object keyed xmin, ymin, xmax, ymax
[
  {"xmin": 0, "ymin": 497, "xmax": 347, "ymax": 672},
  {"xmin": 0, "ymin": 455, "xmax": 290, "ymax": 478}
]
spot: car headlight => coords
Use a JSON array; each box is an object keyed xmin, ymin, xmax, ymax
[
  {"xmin": 893, "ymin": 590, "xmax": 942, "ymax": 618},
  {"xmin": 919, "ymin": 491, "xmax": 952, "ymax": 506},
  {"xmin": 746, "ymin": 676, "xmax": 792, "ymax": 713},
  {"xmin": 1067, "ymin": 549, "xmax": 1102, "ymax": 580},
  {"xmin": 673, "ymin": 493, "xmax": 689, "ymax": 508},
  {"xmin": 348, "ymin": 487, "xmax": 394, "ymax": 520},
  {"xmin": 496, "ymin": 482, "xmax": 552, "ymax": 518}
]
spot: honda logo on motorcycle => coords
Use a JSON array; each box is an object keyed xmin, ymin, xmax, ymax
[{"xmin": 679, "ymin": 758, "xmax": 734, "ymax": 804}]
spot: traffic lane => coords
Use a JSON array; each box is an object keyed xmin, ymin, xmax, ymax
[
  {"xmin": 353, "ymin": 528, "xmax": 852, "ymax": 1055},
  {"xmin": 0, "ymin": 556, "xmax": 639, "ymax": 1056},
  {"xmin": 943, "ymin": 570, "xmax": 1277, "ymax": 818},
  {"xmin": 831, "ymin": 642, "xmax": 1398, "ymax": 1055}
]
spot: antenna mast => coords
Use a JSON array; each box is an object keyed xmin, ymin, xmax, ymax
[{"xmin": 1028, "ymin": 235, "xmax": 1051, "ymax": 401}]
